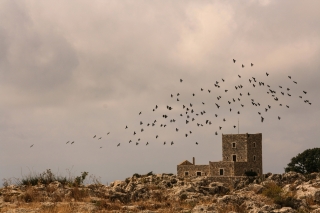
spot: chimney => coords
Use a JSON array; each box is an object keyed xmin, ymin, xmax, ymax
[{"xmin": 193, "ymin": 157, "xmax": 195, "ymax": 165}]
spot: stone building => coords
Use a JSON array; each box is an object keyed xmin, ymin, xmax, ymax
[{"xmin": 177, "ymin": 133, "xmax": 262, "ymax": 177}]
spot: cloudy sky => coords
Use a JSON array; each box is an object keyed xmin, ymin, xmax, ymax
[{"xmin": 1, "ymin": 0, "xmax": 319, "ymax": 185}]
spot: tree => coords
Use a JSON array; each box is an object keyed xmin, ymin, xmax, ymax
[{"xmin": 285, "ymin": 148, "xmax": 320, "ymax": 174}]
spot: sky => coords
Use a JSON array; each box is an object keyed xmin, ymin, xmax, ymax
[{"xmin": 1, "ymin": 0, "xmax": 319, "ymax": 185}]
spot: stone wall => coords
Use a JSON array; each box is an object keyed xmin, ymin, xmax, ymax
[
  {"xmin": 209, "ymin": 161, "xmax": 234, "ymax": 176},
  {"xmin": 222, "ymin": 134, "xmax": 248, "ymax": 162},
  {"xmin": 177, "ymin": 165, "xmax": 210, "ymax": 177},
  {"xmin": 247, "ymin": 133, "xmax": 263, "ymax": 175}
]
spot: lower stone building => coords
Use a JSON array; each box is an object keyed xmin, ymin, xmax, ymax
[{"xmin": 177, "ymin": 133, "xmax": 262, "ymax": 177}]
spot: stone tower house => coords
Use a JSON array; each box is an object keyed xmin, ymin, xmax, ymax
[{"xmin": 177, "ymin": 133, "xmax": 262, "ymax": 177}]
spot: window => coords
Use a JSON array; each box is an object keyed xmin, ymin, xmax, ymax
[
  {"xmin": 233, "ymin": 155, "xmax": 237, "ymax": 162},
  {"xmin": 253, "ymin": 142, "xmax": 256, "ymax": 148},
  {"xmin": 185, "ymin": 171, "xmax": 189, "ymax": 176},
  {"xmin": 257, "ymin": 169, "xmax": 260, "ymax": 174},
  {"xmin": 250, "ymin": 168, "xmax": 253, "ymax": 172},
  {"xmin": 253, "ymin": 155, "xmax": 256, "ymax": 161},
  {"xmin": 232, "ymin": 142, "xmax": 236, "ymax": 148},
  {"xmin": 219, "ymin": 169, "xmax": 224, "ymax": 176},
  {"xmin": 196, "ymin": 172, "xmax": 201, "ymax": 176}
]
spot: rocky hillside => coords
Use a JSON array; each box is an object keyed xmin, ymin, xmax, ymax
[{"xmin": 0, "ymin": 172, "xmax": 320, "ymax": 213}]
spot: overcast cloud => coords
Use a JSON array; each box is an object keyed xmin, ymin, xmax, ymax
[{"xmin": 1, "ymin": 0, "xmax": 319, "ymax": 184}]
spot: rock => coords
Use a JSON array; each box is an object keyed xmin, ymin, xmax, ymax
[{"xmin": 272, "ymin": 207, "xmax": 296, "ymax": 213}]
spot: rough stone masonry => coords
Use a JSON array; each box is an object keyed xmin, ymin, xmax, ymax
[{"xmin": 177, "ymin": 133, "xmax": 263, "ymax": 179}]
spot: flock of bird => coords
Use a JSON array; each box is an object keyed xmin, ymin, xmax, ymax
[{"xmin": 29, "ymin": 59, "xmax": 312, "ymax": 149}]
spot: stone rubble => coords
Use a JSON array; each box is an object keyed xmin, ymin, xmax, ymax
[{"xmin": 0, "ymin": 172, "xmax": 319, "ymax": 212}]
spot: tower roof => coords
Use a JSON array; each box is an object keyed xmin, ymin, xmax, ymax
[{"xmin": 179, "ymin": 160, "xmax": 193, "ymax": 165}]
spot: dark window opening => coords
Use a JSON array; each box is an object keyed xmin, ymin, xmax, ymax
[
  {"xmin": 253, "ymin": 155, "xmax": 256, "ymax": 161},
  {"xmin": 250, "ymin": 168, "xmax": 253, "ymax": 172},
  {"xmin": 219, "ymin": 169, "xmax": 224, "ymax": 175},
  {"xmin": 185, "ymin": 171, "xmax": 189, "ymax": 176},
  {"xmin": 233, "ymin": 155, "xmax": 237, "ymax": 162},
  {"xmin": 196, "ymin": 172, "xmax": 201, "ymax": 176},
  {"xmin": 253, "ymin": 142, "xmax": 256, "ymax": 148},
  {"xmin": 232, "ymin": 142, "xmax": 236, "ymax": 148}
]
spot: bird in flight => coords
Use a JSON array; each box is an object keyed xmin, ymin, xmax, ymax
[
  {"xmin": 66, "ymin": 141, "xmax": 70, "ymax": 144},
  {"xmin": 139, "ymin": 112, "xmax": 141, "ymax": 115},
  {"xmin": 233, "ymin": 59, "xmax": 236, "ymax": 63},
  {"xmin": 93, "ymin": 135, "xmax": 96, "ymax": 138},
  {"xmin": 30, "ymin": 144, "xmax": 34, "ymax": 148},
  {"xmin": 125, "ymin": 125, "xmax": 128, "ymax": 129},
  {"xmin": 196, "ymin": 142, "xmax": 198, "ymax": 145},
  {"xmin": 71, "ymin": 141, "xmax": 74, "ymax": 144},
  {"xmin": 242, "ymin": 64, "xmax": 245, "ymax": 68},
  {"xmin": 251, "ymin": 63, "xmax": 254, "ymax": 67},
  {"xmin": 180, "ymin": 79, "xmax": 183, "ymax": 83},
  {"xmin": 117, "ymin": 143, "xmax": 120, "ymax": 147}
]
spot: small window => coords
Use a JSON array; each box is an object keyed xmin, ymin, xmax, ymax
[
  {"xmin": 257, "ymin": 169, "xmax": 260, "ymax": 174},
  {"xmin": 232, "ymin": 142, "xmax": 236, "ymax": 148},
  {"xmin": 253, "ymin": 142, "xmax": 256, "ymax": 148},
  {"xmin": 219, "ymin": 169, "xmax": 224, "ymax": 176},
  {"xmin": 196, "ymin": 172, "xmax": 201, "ymax": 176},
  {"xmin": 250, "ymin": 168, "xmax": 253, "ymax": 172},
  {"xmin": 233, "ymin": 155, "xmax": 237, "ymax": 162},
  {"xmin": 253, "ymin": 155, "xmax": 256, "ymax": 161},
  {"xmin": 185, "ymin": 171, "xmax": 189, "ymax": 176}
]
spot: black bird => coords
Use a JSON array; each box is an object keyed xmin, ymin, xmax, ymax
[
  {"xmin": 193, "ymin": 93, "xmax": 195, "ymax": 96},
  {"xmin": 233, "ymin": 59, "xmax": 236, "ymax": 63},
  {"xmin": 208, "ymin": 90, "xmax": 211, "ymax": 93},
  {"xmin": 136, "ymin": 142, "xmax": 139, "ymax": 145},
  {"xmin": 117, "ymin": 143, "xmax": 120, "ymax": 147},
  {"xmin": 176, "ymin": 128, "xmax": 179, "ymax": 132},
  {"xmin": 223, "ymin": 118, "xmax": 226, "ymax": 122},
  {"xmin": 138, "ymin": 138, "xmax": 140, "ymax": 141},
  {"xmin": 108, "ymin": 132, "xmax": 111, "ymax": 135},
  {"xmin": 177, "ymin": 93, "xmax": 180, "ymax": 96},
  {"xmin": 235, "ymin": 86, "xmax": 238, "ymax": 90},
  {"xmin": 215, "ymin": 114, "xmax": 218, "ymax": 117},
  {"xmin": 240, "ymin": 93, "xmax": 242, "ymax": 96},
  {"xmin": 100, "ymin": 147, "xmax": 102, "ymax": 149},
  {"xmin": 171, "ymin": 141, "xmax": 174, "ymax": 145},
  {"xmin": 287, "ymin": 88, "xmax": 290, "ymax": 91},
  {"xmin": 230, "ymin": 108, "xmax": 232, "ymax": 112},
  {"xmin": 155, "ymin": 105, "xmax": 158, "ymax": 109},
  {"xmin": 261, "ymin": 116, "xmax": 264, "ymax": 122},
  {"xmin": 299, "ymin": 96, "xmax": 302, "ymax": 98},
  {"xmin": 286, "ymin": 105, "xmax": 289, "ymax": 108},
  {"xmin": 139, "ymin": 112, "xmax": 142, "ymax": 115},
  {"xmin": 185, "ymin": 134, "xmax": 188, "ymax": 137},
  {"xmin": 241, "ymin": 104, "xmax": 244, "ymax": 107},
  {"xmin": 140, "ymin": 121, "xmax": 143, "ymax": 125},
  {"xmin": 237, "ymin": 111, "xmax": 240, "ymax": 114},
  {"xmin": 278, "ymin": 116, "xmax": 281, "ymax": 120},
  {"xmin": 225, "ymin": 90, "xmax": 228, "ymax": 92},
  {"xmin": 233, "ymin": 125, "xmax": 236, "ymax": 128},
  {"xmin": 248, "ymin": 92, "xmax": 250, "ymax": 96},
  {"xmin": 141, "ymin": 128, "xmax": 144, "ymax": 132},
  {"xmin": 30, "ymin": 144, "xmax": 34, "ymax": 148},
  {"xmin": 265, "ymin": 108, "xmax": 268, "ymax": 112},
  {"xmin": 93, "ymin": 135, "xmax": 96, "ymax": 138},
  {"xmin": 215, "ymin": 131, "xmax": 218, "ymax": 135},
  {"xmin": 180, "ymin": 79, "xmax": 183, "ymax": 82},
  {"xmin": 222, "ymin": 78, "xmax": 225, "ymax": 82},
  {"xmin": 133, "ymin": 131, "xmax": 136, "ymax": 135},
  {"xmin": 163, "ymin": 141, "xmax": 166, "ymax": 145},
  {"xmin": 129, "ymin": 140, "xmax": 132, "ymax": 143},
  {"xmin": 242, "ymin": 64, "xmax": 244, "ymax": 68},
  {"xmin": 219, "ymin": 126, "xmax": 222, "ymax": 130},
  {"xmin": 156, "ymin": 135, "xmax": 158, "ymax": 138},
  {"xmin": 303, "ymin": 91, "xmax": 307, "ymax": 94},
  {"xmin": 201, "ymin": 88, "xmax": 203, "ymax": 91},
  {"xmin": 249, "ymin": 79, "xmax": 252, "ymax": 83},
  {"xmin": 228, "ymin": 101, "xmax": 231, "ymax": 104},
  {"xmin": 238, "ymin": 75, "xmax": 241, "ymax": 78},
  {"xmin": 66, "ymin": 141, "xmax": 70, "ymax": 144},
  {"xmin": 171, "ymin": 94, "xmax": 173, "ymax": 98},
  {"xmin": 125, "ymin": 125, "xmax": 128, "ymax": 129},
  {"xmin": 288, "ymin": 76, "xmax": 291, "ymax": 79},
  {"xmin": 146, "ymin": 142, "xmax": 149, "ymax": 145},
  {"xmin": 268, "ymin": 105, "xmax": 271, "ymax": 109},
  {"xmin": 279, "ymin": 86, "xmax": 282, "ymax": 88},
  {"xmin": 202, "ymin": 102, "xmax": 205, "ymax": 105},
  {"xmin": 98, "ymin": 137, "xmax": 102, "ymax": 140},
  {"xmin": 266, "ymin": 72, "xmax": 269, "ymax": 76},
  {"xmin": 215, "ymin": 103, "xmax": 220, "ymax": 109},
  {"xmin": 293, "ymin": 81, "xmax": 297, "ymax": 84},
  {"xmin": 196, "ymin": 142, "xmax": 198, "ymax": 145},
  {"xmin": 258, "ymin": 112, "xmax": 261, "ymax": 115},
  {"xmin": 251, "ymin": 63, "xmax": 254, "ymax": 66},
  {"xmin": 177, "ymin": 98, "xmax": 179, "ymax": 101}
]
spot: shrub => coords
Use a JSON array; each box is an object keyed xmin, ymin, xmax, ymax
[
  {"xmin": 180, "ymin": 193, "xmax": 188, "ymax": 201},
  {"xmin": 133, "ymin": 173, "xmax": 141, "ymax": 178},
  {"xmin": 245, "ymin": 171, "xmax": 258, "ymax": 176}
]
